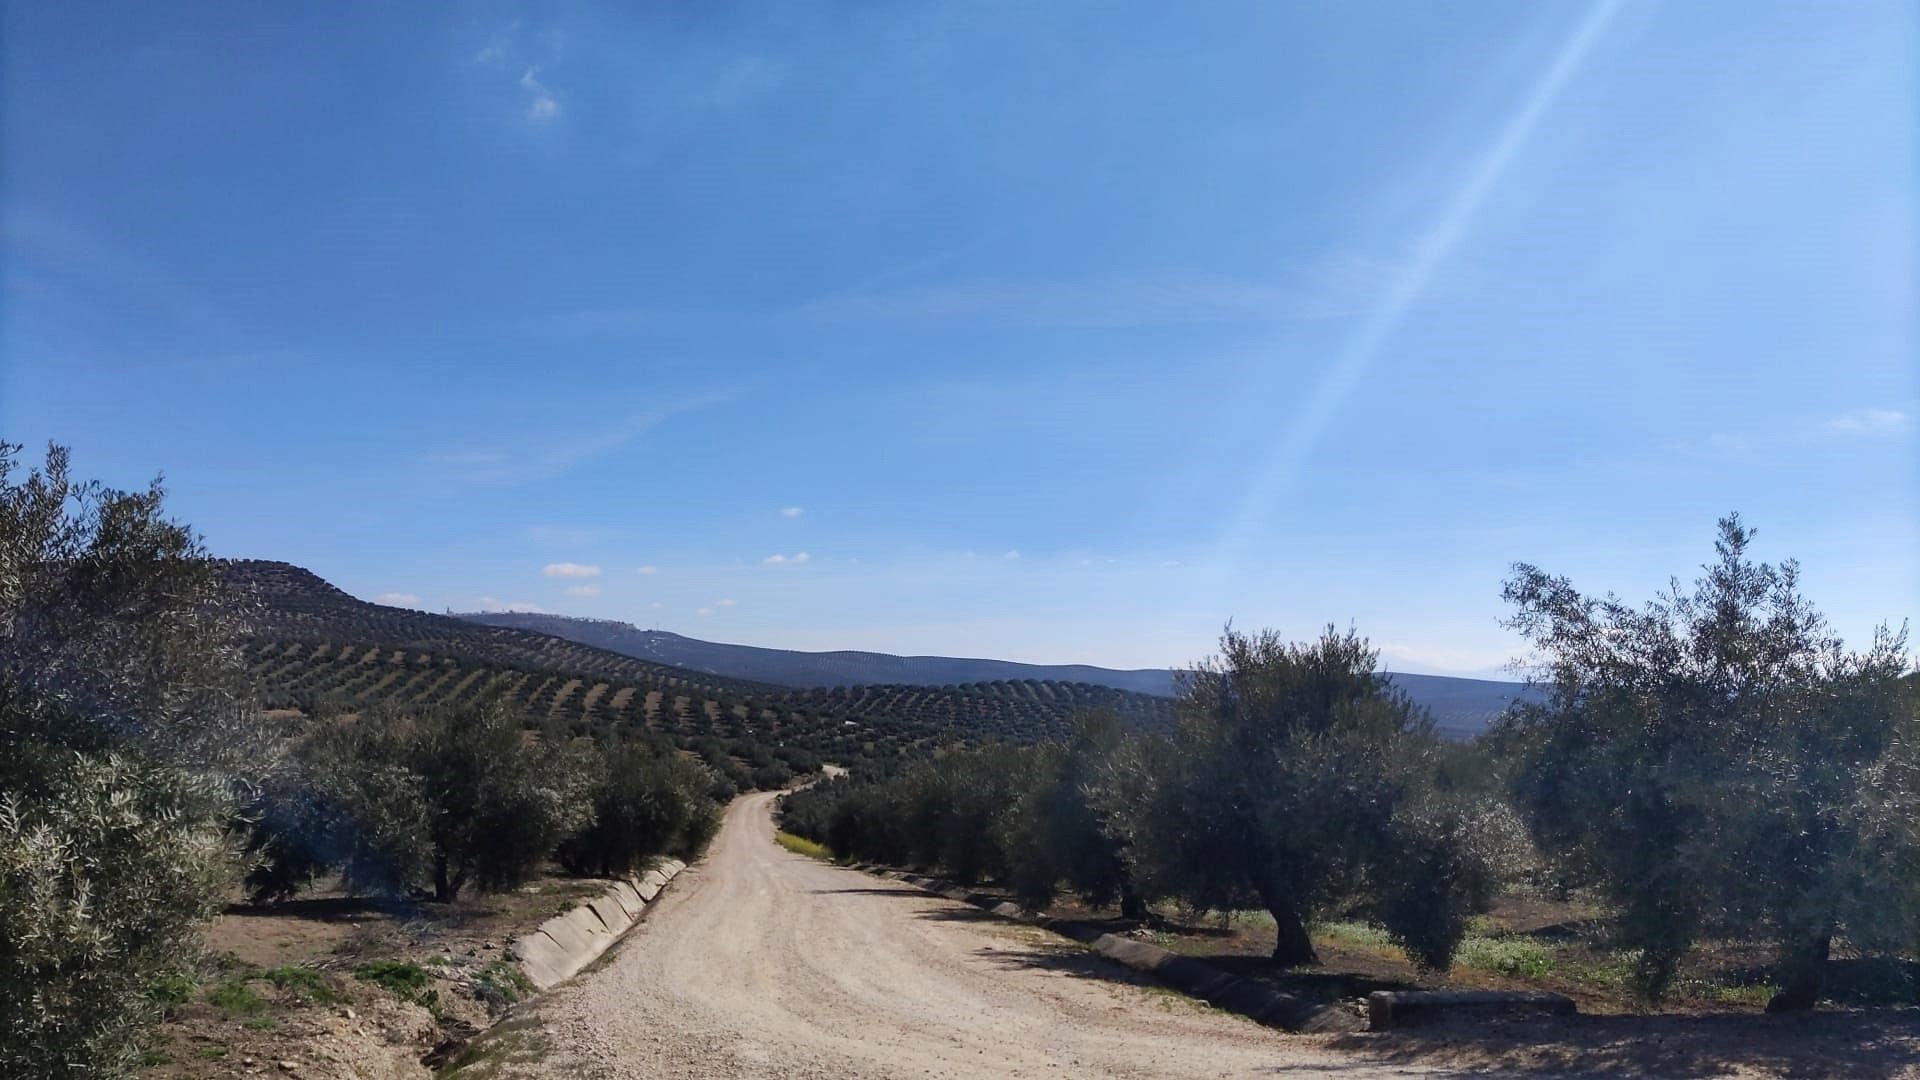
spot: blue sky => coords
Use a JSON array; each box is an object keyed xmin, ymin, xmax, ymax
[{"xmin": 4, "ymin": 1, "xmax": 1914, "ymax": 676}]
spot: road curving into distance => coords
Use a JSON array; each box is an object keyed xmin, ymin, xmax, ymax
[{"xmin": 488, "ymin": 791, "xmax": 1432, "ymax": 1078}]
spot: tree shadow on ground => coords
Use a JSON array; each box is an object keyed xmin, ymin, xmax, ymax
[
  {"xmin": 1325, "ymin": 1010, "xmax": 1920, "ymax": 1079},
  {"xmin": 955, "ymin": 922, "xmax": 1920, "ymax": 1079},
  {"xmin": 223, "ymin": 896, "xmax": 406, "ymax": 923}
]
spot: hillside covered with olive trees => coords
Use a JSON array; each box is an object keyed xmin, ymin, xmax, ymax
[{"xmin": 224, "ymin": 560, "xmax": 1176, "ymax": 764}]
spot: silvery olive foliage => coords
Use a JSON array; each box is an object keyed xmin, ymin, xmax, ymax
[
  {"xmin": 248, "ymin": 700, "xmax": 597, "ymax": 903},
  {"xmin": 1, "ymin": 443, "xmax": 259, "ymax": 1074},
  {"xmin": 1496, "ymin": 515, "xmax": 1917, "ymax": 1007},
  {"xmin": 1099, "ymin": 626, "xmax": 1513, "ymax": 969},
  {"xmin": 556, "ymin": 739, "xmax": 722, "ymax": 878}
]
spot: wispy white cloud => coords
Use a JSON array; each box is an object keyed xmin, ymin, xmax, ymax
[
  {"xmin": 520, "ymin": 68, "xmax": 560, "ymax": 121},
  {"xmin": 695, "ymin": 607, "xmax": 713, "ymax": 616},
  {"xmin": 780, "ymin": 506, "xmax": 805, "ymax": 518},
  {"xmin": 1003, "ymin": 550, "xmax": 1022, "ymax": 560},
  {"xmin": 374, "ymin": 592, "xmax": 422, "ymax": 608},
  {"xmin": 763, "ymin": 552, "xmax": 811, "ymax": 566},
  {"xmin": 636, "ymin": 565, "xmax": 660, "ymax": 575},
  {"xmin": 543, "ymin": 562, "xmax": 601, "ymax": 579},
  {"xmin": 564, "ymin": 584, "xmax": 601, "ymax": 598},
  {"xmin": 717, "ymin": 598, "xmax": 738, "ymax": 607},
  {"xmin": 1826, "ymin": 408, "xmax": 1910, "ymax": 438}
]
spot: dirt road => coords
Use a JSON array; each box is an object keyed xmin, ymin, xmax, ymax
[{"xmin": 484, "ymin": 791, "xmax": 1427, "ymax": 1078}]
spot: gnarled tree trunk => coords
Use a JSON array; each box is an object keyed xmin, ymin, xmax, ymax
[
  {"xmin": 1766, "ymin": 930, "xmax": 1830, "ymax": 1013},
  {"xmin": 1252, "ymin": 872, "xmax": 1319, "ymax": 966}
]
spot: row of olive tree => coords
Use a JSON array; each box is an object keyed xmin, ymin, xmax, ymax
[
  {"xmin": 781, "ymin": 626, "xmax": 1524, "ymax": 972},
  {"xmin": 244, "ymin": 700, "xmax": 721, "ymax": 904},
  {"xmin": 785, "ymin": 518, "xmax": 1920, "ymax": 1008}
]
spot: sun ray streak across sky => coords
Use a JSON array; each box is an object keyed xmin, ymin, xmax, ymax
[{"xmin": 1217, "ymin": 0, "xmax": 1627, "ymax": 573}]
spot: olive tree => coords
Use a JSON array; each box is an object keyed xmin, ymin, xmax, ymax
[
  {"xmin": 1102, "ymin": 626, "xmax": 1504, "ymax": 969},
  {"xmin": 0, "ymin": 442, "xmax": 260, "ymax": 1074},
  {"xmin": 1497, "ymin": 515, "xmax": 1916, "ymax": 1007},
  {"xmin": 557, "ymin": 741, "xmax": 721, "ymax": 877},
  {"xmin": 1002, "ymin": 712, "xmax": 1148, "ymax": 916}
]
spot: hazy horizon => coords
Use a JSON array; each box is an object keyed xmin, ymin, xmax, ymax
[{"xmin": 5, "ymin": 1, "xmax": 1915, "ymax": 679}]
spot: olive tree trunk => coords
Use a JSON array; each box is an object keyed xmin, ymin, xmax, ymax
[{"xmin": 1766, "ymin": 930, "xmax": 1831, "ymax": 1013}]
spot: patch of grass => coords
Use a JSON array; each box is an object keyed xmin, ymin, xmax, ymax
[
  {"xmin": 1457, "ymin": 936, "xmax": 1557, "ymax": 979},
  {"xmin": 1705, "ymin": 982, "xmax": 1774, "ymax": 1007},
  {"xmin": 474, "ymin": 960, "xmax": 536, "ymax": 1009},
  {"xmin": 243, "ymin": 1016, "xmax": 277, "ymax": 1032},
  {"xmin": 353, "ymin": 959, "xmax": 441, "ymax": 1015},
  {"xmin": 1316, "ymin": 920, "xmax": 1395, "ymax": 952},
  {"xmin": 138, "ymin": 1049, "xmax": 173, "ymax": 1068},
  {"xmin": 197, "ymin": 1046, "xmax": 230, "ymax": 1061},
  {"xmin": 1562, "ymin": 950, "xmax": 1640, "ymax": 994},
  {"xmin": 439, "ymin": 1014, "xmax": 553, "ymax": 1079},
  {"xmin": 205, "ymin": 979, "xmax": 267, "ymax": 1016},
  {"xmin": 148, "ymin": 972, "xmax": 197, "ymax": 1016},
  {"xmin": 775, "ymin": 831, "xmax": 834, "ymax": 861},
  {"xmin": 263, "ymin": 964, "xmax": 342, "ymax": 1005}
]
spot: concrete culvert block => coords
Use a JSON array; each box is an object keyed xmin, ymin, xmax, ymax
[
  {"xmin": 563, "ymin": 905, "xmax": 610, "ymax": 944},
  {"xmin": 1366, "ymin": 990, "xmax": 1576, "ymax": 1030},
  {"xmin": 511, "ymin": 932, "xmax": 571, "ymax": 989},
  {"xmin": 1091, "ymin": 934, "xmax": 1175, "ymax": 973},
  {"xmin": 610, "ymin": 881, "xmax": 646, "ymax": 919},
  {"xmin": 589, "ymin": 895, "xmax": 632, "ymax": 935},
  {"xmin": 539, "ymin": 913, "xmax": 591, "ymax": 955},
  {"xmin": 1154, "ymin": 955, "xmax": 1236, "ymax": 998}
]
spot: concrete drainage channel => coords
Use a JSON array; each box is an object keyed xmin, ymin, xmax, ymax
[
  {"xmin": 854, "ymin": 865, "xmax": 1575, "ymax": 1034},
  {"xmin": 510, "ymin": 858, "xmax": 688, "ymax": 989},
  {"xmin": 430, "ymin": 859, "xmax": 693, "ymax": 1074}
]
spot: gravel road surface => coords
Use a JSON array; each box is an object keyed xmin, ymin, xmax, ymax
[{"xmin": 486, "ymin": 791, "xmax": 1432, "ymax": 1078}]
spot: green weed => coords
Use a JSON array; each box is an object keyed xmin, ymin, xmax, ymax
[
  {"xmin": 1316, "ymin": 921, "xmax": 1395, "ymax": 952},
  {"xmin": 475, "ymin": 960, "xmax": 536, "ymax": 1009},
  {"xmin": 775, "ymin": 831, "xmax": 834, "ymax": 861},
  {"xmin": 1457, "ymin": 936, "xmax": 1556, "ymax": 979},
  {"xmin": 205, "ymin": 980, "xmax": 266, "ymax": 1016},
  {"xmin": 263, "ymin": 964, "xmax": 341, "ymax": 1005},
  {"xmin": 353, "ymin": 959, "xmax": 441, "ymax": 1015}
]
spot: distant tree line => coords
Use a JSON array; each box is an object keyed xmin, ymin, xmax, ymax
[{"xmin": 785, "ymin": 518, "xmax": 1920, "ymax": 1007}]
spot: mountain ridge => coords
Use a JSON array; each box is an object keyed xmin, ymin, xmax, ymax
[{"xmin": 458, "ymin": 610, "xmax": 1542, "ymax": 739}]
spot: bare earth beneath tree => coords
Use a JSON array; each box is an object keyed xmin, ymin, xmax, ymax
[{"xmin": 473, "ymin": 793, "xmax": 1919, "ymax": 1079}]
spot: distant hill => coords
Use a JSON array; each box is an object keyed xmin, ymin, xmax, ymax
[
  {"xmin": 221, "ymin": 561, "xmax": 1175, "ymax": 759},
  {"xmin": 460, "ymin": 611, "xmax": 1541, "ymax": 739}
]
